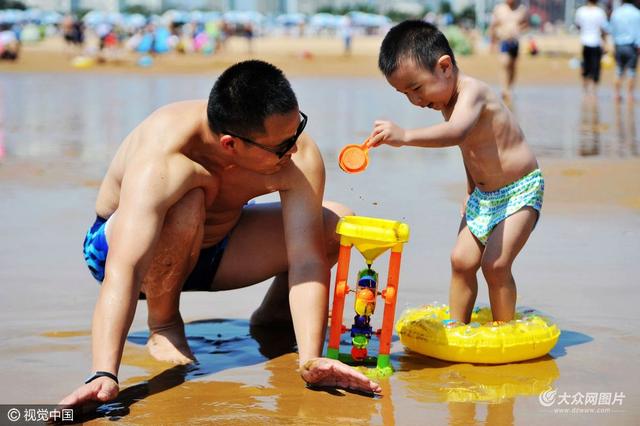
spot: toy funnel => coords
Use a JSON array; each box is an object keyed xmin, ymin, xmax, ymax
[{"xmin": 335, "ymin": 216, "xmax": 409, "ymax": 265}]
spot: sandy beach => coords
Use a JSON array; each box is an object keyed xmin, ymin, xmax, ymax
[{"xmin": 0, "ymin": 33, "xmax": 639, "ymax": 425}]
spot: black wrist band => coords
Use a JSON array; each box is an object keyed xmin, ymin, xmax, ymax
[{"xmin": 85, "ymin": 371, "xmax": 118, "ymax": 385}]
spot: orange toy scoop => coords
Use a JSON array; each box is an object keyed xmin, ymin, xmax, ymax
[{"xmin": 338, "ymin": 141, "xmax": 369, "ymax": 174}]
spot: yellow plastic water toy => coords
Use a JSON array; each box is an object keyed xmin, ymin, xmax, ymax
[
  {"xmin": 396, "ymin": 304, "xmax": 560, "ymax": 364},
  {"xmin": 326, "ymin": 216, "xmax": 410, "ymax": 375},
  {"xmin": 71, "ymin": 56, "xmax": 95, "ymax": 69}
]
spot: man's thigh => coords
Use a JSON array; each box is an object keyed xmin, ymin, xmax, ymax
[
  {"xmin": 210, "ymin": 201, "xmax": 348, "ymax": 292},
  {"xmin": 211, "ymin": 202, "xmax": 289, "ymax": 291}
]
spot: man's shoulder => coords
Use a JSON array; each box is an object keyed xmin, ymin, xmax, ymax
[
  {"xmin": 148, "ymin": 100, "xmax": 205, "ymax": 122},
  {"xmin": 279, "ymin": 134, "xmax": 324, "ymax": 189}
]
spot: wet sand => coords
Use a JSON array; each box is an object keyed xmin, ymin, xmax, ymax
[{"xmin": 0, "ymin": 54, "xmax": 639, "ymax": 424}]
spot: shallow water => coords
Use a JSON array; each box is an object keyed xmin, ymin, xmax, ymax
[{"xmin": 0, "ymin": 73, "xmax": 638, "ymax": 424}]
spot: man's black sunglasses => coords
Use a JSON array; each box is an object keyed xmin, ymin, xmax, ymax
[{"xmin": 222, "ymin": 111, "xmax": 308, "ymax": 159}]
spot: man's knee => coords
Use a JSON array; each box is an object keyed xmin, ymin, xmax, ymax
[{"xmin": 322, "ymin": 200, "xmax": 354, "ymax": 258}]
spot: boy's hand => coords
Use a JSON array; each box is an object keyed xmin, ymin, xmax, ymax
[
  {"xmin": 58, "ymin": 377, "xmax": 119, "ymax": 407},
  {"xmin": 367, "ymin": 120, "xmax": 406, "ymax": 148},
  {"xmin": 301, "ymin": 357, "xmax": 382, "ymax": 394}
]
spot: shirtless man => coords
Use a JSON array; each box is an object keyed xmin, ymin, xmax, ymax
[
  {"xmin": 489, "ymin": 0, "xmax": 529, "ymax": 101},
  {"xmin": 368, "ymin": 21, "xmax": 543, "ymax": 323},
  {"xmin": 59, "ymin": 60, "xmax": 382, "ymax": 407}
]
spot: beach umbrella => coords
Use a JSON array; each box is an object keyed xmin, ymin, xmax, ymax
[
  {"xmin": 83, "ymin": 10, "xmax": 107, "ymax": 26},
  {"xmin": 125, "ymin": 13, "xmax": 147, "ymax": 29},
  {"xmin": 276, "ymin": 13, "xmax": 306, "ymax": 27},
  {"xmin": 0, "ymin": 9, "xmax": 22, "ymax": 24},
  {"xmin": 42, "ymin": 11, "xmax": 63, "ymax": 25}
]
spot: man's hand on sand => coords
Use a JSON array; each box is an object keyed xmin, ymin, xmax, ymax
[
  {"xmin": 301, "ymin": 358, "xmax": 382, "ymax": 394},
  {"xmin": 59, "ymin": 377, "xmax": 119, "ymax": 406}
]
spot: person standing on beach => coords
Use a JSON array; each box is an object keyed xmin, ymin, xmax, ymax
[
  {"xmin": 609, "ymin": 0, "xmax": 640, "ymax": 101},
  {"xmin": 489, "ymin": 0, "xmax": 528, "ymax": 102},
  {"xmin": 575, "ymin": 0, "xmax": 608, "ymax": 94},
  {"xmin": 59, "ymin": 60, "xmax": 381, "ymax": 407},
  {"xmin": 368, "ymin": 20, "xmax": 543, "ymax": 324}
]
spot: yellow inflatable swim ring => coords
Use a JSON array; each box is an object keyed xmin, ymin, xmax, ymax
[{"xmin": 396, "ymin": 304, "xmax": 560, "ymax": 364}]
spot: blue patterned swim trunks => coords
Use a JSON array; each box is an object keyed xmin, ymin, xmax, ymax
[
  {"xmin": 465, "ymin": 169, "xmax": 544, "ymax": 245},
  {"xmin": 82, "ymin": 215, "xmax": 229, "ymax": 292}
]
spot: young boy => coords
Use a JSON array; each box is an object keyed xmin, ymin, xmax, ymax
[{"xmin": 367, "ymin": 20, "xmax": 543, "ymax": 323}]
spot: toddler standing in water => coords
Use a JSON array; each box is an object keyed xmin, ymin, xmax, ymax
[{"xmin": 367, "ymin": 20, "xmax": 543, "ymax": 323}]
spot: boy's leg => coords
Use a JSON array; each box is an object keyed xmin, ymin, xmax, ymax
[
  {"xmin": 481, "ymin": 207, "xmax": 538, "ymax": 322},
  {"xmin": 449, "ymin": 218, "xmax": 484, "ymax": 323},
  {"xmin": 106, "ymin": 188, "xmax": 206, "ymax": 365}
]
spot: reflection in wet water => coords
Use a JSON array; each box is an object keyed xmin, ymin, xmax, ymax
[
  {"xmin": 614, "ymin": 100, "xmax": 638, "ymax": 157},
  {"xmin": 579, "ymin": 94, "xmax": 603, "ymax": 157},
  {"xmin": 577, "ymin": 95, "xmax": 638, "ymax": 158},
  {"xmin": 0, "ymin": 75, "xmax": 638, "ymax": 177},
  {"xmin": 49, "ymin": 318, "xmax": 588, "ymax": 424}
]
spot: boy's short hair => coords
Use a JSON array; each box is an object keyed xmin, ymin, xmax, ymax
[
  {"xmin": 378, "ymin": 20, "xmax": 457, "ymax": 77},
  {"xmin": 207, "ymin": 60, "xmax": 298, "ymax": 135}
]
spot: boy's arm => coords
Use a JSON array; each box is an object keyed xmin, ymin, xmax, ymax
[
  {"xmin": 280, "ymin": 134, "xmax": 381, "ymax": 394},
  {"xmin": 59, "ymin": 155, "xmax": 194, "ymax": 406},
  {"xmin": 368, "ymin": 83, "xmax": 484, "ymax": 149}
]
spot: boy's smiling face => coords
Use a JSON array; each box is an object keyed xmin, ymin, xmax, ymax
[{"xmin": 386, "ymin": 55, "xmax": 456, "ymax": 111}]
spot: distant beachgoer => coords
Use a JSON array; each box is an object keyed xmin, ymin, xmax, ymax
[
  {"xmin": 61, "ymin": 14, "xmax": 74, "ymax": 45},
  {"xmin": 341, "ymin": 17, "xmax": 353, "ymax": 55},
  {"xmin": 0, "ymin": 23, "xmax": 19, "ymax": 60},
  {"xmin": 575, "ymin": 0, "xmax": 608, "ymax": 93},
  {"xmin": 489, "ymin": 0, "xmax": 528, "ymax": 101},
  {"xmin": 369, "ymin": 21, "xmax": 543, "ymax": 324},
  {"xmin": 58, "ymin": 60, "xmax": 381, "ymax": 408},
  {"xmin": 609, "ymin": 0, "xmax": 640, "ymax": 101},
  {"xmin": 243, "ymin": 22, "xmax": 254, "ymax": 54}
]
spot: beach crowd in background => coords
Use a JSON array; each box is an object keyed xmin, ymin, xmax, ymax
[{"xmin": 2, "ymin": 1, "xmax": 635, "ymax": 64}]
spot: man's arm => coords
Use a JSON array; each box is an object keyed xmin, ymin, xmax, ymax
[
  {"xmin": 60, "ymin": 155, "xmax": 195, "ymax": 406},
  {"xmin": 280, "ymin": 134, "xmax": 381, "ymax": 393},
  {"xmin": 279, "ymin": 135, "xmax": 328, "ymax": 365},
  {"xmin": 367, "ymin": 83, "xmax": 485, "ymax": 149}
]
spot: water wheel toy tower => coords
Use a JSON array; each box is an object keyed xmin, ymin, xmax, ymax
[{"xmin": 326, "ymin": 216, "xmax": 410, "ymax": 374}]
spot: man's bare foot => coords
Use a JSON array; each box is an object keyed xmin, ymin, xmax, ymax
[
  {"xmin": 301, "ymin": 357, "xmax": 382, "ymax": 394},
  {"xmin": 147, "ymin": 322, "xmax": 196, "ymax": 365}
]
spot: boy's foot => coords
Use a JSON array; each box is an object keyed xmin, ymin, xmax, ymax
[{"xmin": 147, "ymin": 322, "xmax": 196, "ymax": 365}]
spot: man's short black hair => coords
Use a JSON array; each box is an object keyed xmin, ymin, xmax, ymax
[
  {"xmin": 207, "ymin": 60, "xmax": 298, "ymax": 135},
  {"xmin": 378, "ymin": 20, "xmax": 457, "ymax": 77}
]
